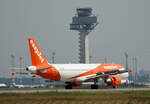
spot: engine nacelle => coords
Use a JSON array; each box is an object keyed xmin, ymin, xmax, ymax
[
  {"xmin": 26, "ymin": 66, "xmax": 36, "ymax": 73},
  {"xmin": 105, "ymin": 77, "xmax": 127, "ymax": 87}
]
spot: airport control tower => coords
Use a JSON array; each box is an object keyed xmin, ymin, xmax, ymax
[{"xmin": 70, "ymin": 8, "xmax": 98, "ymax": 63}]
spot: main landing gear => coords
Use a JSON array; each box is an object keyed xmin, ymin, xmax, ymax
[
  {"xmin": 91, "ymin": 84, "xmax": 98, "ymax": 89},
  {"xmin": 112, "ymin": 86, "xmax": 117, "ymax": 88},
  {"xmin": 65, "ymin": 80, "xmax": 99, "ymax": 89},
  {"xmin": 91, "ymin": 79, "xmax": 98, "ymax": 89},
  {"xmin": 65, "ymin": 82, "xmax": 72, "ymax": 89}
]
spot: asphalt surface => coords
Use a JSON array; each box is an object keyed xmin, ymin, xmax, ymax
[{"xmin": 0, "ymin": 88, "xmax": 150, "ymax": 93}]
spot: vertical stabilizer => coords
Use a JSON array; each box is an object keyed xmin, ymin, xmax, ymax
[{"xmin": 28, "ymin": 38, "xmax": 48, "ymax": 66}]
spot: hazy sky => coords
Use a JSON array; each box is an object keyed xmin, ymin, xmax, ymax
[{"xmin": 0, "ymin": 0, "xmax": 150, "ymax": 77}]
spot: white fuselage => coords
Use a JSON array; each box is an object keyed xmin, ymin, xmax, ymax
[{"xmin": 51, "ymin": 64, "xmax": 128, "ymax": 82}]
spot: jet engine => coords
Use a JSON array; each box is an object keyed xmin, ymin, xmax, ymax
[{"xmin": 105, "ymin": 77, "xmax": 127, "ymax": 87}]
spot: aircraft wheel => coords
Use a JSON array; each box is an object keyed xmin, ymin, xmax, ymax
[
  {"xmin": 65, "ymin": 82, "xmax": 72, "ymax": 89},
  {"xmin": 65, "ymin": 84, "xmax": 72, "ymax": 89},
  {"xmin": 91, "ymin": 84, "xmax": 98, "ymax": 89},
  {"xmin": 113, "ymin": 86, "xmax": 117, "ymax": 88}
]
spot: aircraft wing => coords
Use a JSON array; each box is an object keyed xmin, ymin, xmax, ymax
[
  {"xmin": 74, "ymin": 68, "xmax": 130, "ymax": 82},
  {"xmin": 88, "ymin": 69, "xmax": 128, "ymax": 79}
]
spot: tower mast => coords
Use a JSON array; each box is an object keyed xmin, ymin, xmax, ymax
[{"xmin": 70, "ymin": 8, "xmax": 98, "ymax": 63}]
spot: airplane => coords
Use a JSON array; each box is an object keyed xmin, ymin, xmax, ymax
[
  {"xmin": 12, "ymin": 83, "xmax": 25, "ymax": 88},
  {"xmin": 26, "ymin": 38, "xmax": 131, "ymax": 89},
  {"xmin": 0, "ymin": 84, "xmax": 7, "ymax": 88}
]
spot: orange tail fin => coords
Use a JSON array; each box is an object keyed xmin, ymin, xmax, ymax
[{"xmin": 28, "ymin": 38, "xmax": 48, "ymax": 66}]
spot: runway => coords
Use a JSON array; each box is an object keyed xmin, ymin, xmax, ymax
[{"xmin": 0, "ymin": 88, "xmax": 150, "ymax": 93}]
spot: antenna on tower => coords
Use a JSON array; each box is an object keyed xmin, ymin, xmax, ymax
[
  {"xmin": 10, "ymin": 54, "xmax": 15, "ymax": 87},
  {"xmin": 52, "ymin": 52, "xmax": 55, "ymax": 63},
  {"xmin": 124, "ymin": 52, "xmax": 128, "ymax": 70},
  {"xmin": 70, "ymin": 8, "xmax": 98, "ymax": 63},
  {"xmin": 19, "ymin": 57, "xmax": 23, "ymax": 85}
]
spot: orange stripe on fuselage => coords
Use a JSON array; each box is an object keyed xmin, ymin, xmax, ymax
[{"xmin": 71, "ymin": 64, "xmax": 124, "ymax": 79}]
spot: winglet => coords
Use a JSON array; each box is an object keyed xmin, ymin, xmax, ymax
[{"xmin": 28, "ymin": 38, "xmax": 48, "ymax": 66}]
